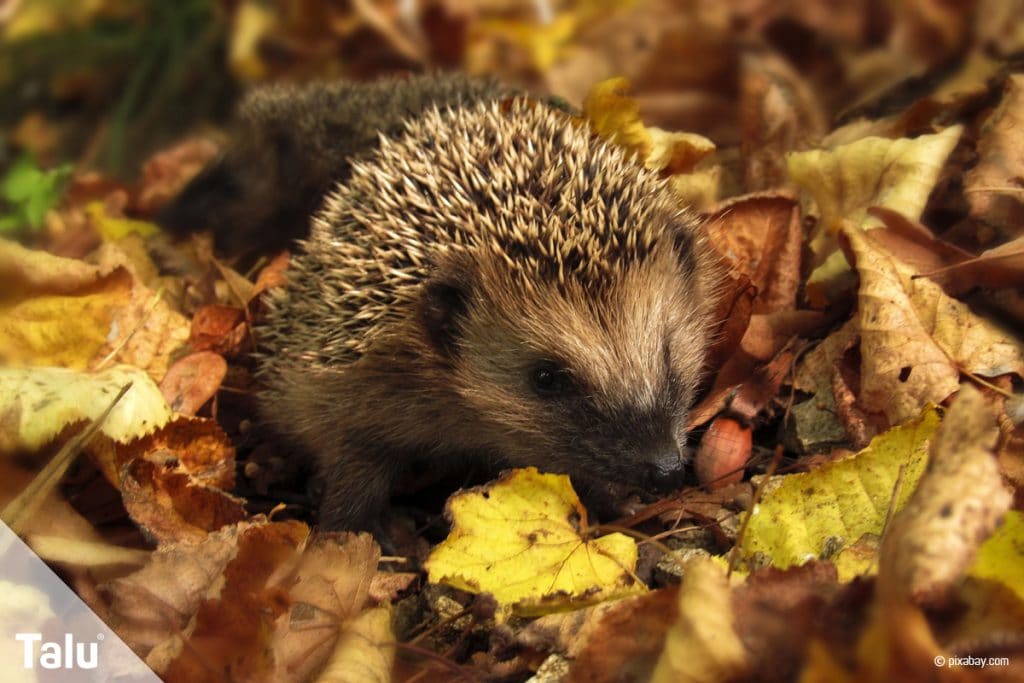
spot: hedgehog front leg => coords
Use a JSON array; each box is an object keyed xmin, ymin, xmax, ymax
[{"xmin": 316, "ymin": 444, "xmax": 400, "ymax": 533}]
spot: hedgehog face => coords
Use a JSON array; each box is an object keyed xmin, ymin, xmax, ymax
[{"xmin": 422, "ymin": 233, "xmax": 712, "ymax": 492}]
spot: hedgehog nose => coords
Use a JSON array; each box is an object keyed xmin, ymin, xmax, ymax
[{"xmin": 644, "ymin": 444, "xmax": 687, "ymax": 492}]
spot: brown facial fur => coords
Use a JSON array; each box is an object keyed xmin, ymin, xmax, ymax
[{"xmin": 257, "ymin": 98, "xmax": 720, "ymax": 530}]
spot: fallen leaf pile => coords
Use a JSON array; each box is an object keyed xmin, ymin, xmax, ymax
[{"xmin": 3, "ymin": 2, "xmax": 1024, "ymax": 682}]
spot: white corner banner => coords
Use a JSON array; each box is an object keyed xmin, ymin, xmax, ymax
[{"xmin": 0, "ymin": 521, "xmax": 161, "ymax": 681}]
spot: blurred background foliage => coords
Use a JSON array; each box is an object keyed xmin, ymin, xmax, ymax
[{"xmin": 1, "ymin": 0, "xmax": 1021, "ymax": 179}]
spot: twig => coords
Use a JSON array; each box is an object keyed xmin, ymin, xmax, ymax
[{"xmin": 727, "ymin": 444, "xmax": 784, "ymax": 578}]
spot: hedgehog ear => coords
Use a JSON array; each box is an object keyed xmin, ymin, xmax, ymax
[
  {"xmin": 668, "ymin": 220, "xmax": 700, "ymax": 278},
  {"xmin": 419, "ymin": 276, "xmax": 471, "ymax": 357}
]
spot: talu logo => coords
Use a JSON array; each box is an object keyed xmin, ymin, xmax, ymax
[{"xmin": 15, "ymin": 632, "xmax": 102, "ymax": 670}]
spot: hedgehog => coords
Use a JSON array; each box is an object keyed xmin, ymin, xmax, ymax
[
  {"xmin": 158, "ymin": 73, "xmax": 510, "ymax": 256},
  {"xmin": 256, "ymin": 95, "xmax": 722, "ymax": 531}
]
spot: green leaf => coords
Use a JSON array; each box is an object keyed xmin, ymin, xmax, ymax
[
  {"xmin": 2, "ymin": 156, "xmax": 44, "ymax": 201},
  {"xmin": 0, "ymin": 155, "xmax": 72, "ymax": 230}
]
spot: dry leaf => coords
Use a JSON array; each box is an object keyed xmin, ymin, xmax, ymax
[
  {"xmin": 120, "ymin": 457, "xmax": 247, "ymax": 545},
  {"xmin": 787, "ymin": 125, "xmax": 962, "ymax": 305},
  {"xmin": 159, "ymin": 351, "xmax": 228, "ymax": 416},
  {"xmin": 704, "ymin": 193, "xmax": 802, "ymax": 314},
  {"xmin": 739, "ymin": 51, "xmax": 826, "ymax": 190},
  {"xmin": 0, "ymin": 365, "xmax": 171, "ymax": 452},
  {"xmin": 566, "ymin": 589, "xmax": 679, "ymax": 682},
  {"xmin": 844, "ymin": 224, "xmax": 1024, "ymax": 425},
  {"xmin": 650, "ymin": 558, "xmax": 748, "ymax": 683},
  {"xmin": 964, "ymin": 75, "xmax": 1024, "ymax": 232},
  {"xmin": 314, "ymin": 605, "xmax": 394, "ymax": 683},
  {"xmin": 879, "ymin": 385, "xmax": 1012, "ymax": 607}
]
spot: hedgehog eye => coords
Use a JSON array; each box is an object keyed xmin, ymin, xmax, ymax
[{"xmin": 529, "ymin": 360, "xmax": 573, "ymax": 398}]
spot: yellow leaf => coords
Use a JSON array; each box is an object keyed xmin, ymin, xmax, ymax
[
  {"xmin": 584, "ymin": 79, "xmax": 716, "ymax": 173},
  {"xmin": 647, "ymin": 127, "xmax": 716, "ymax": 175},
  {"xmin": 583, "ymin": 77, "xmax": 652, "ymax": 160},
  {"xmin": 738, "ymin": 408, "xmax": 940, "ymax": 580},
  {"xmin": 0, "ymin": 240, "xmax": 189, "ymax": 380},
  {"xmin": 970, "ymin": 510, "xmax": 1024, "ymax": 601},
  {"xmin": 583, "ymin": 78, "xmax": 719, "ymax": 207},
  {"xmin": 0, "ymin": 365, "xmax": 172, "ymax": 452},
  {"xmin": 650, "ymin": 558, "xmax": 748, "ymax": 683},
  {"xmin": 229, "ymin": 0, "xmax": 276, "ymax": 81},
  {"xmin": 86, "ymin": 201, "xmax": 158, "ymax": 240},
  {"xmin": 425, "ymin": 468, "xmax": 643, "ymax": 618},
  {"xmin": 316, "ymin": 606, "xmax": 394, "ymax": 683},
  {"xmin": 2, "ymin": 0, "xmax": 107, "ymax": 41},
  {"xmin": 0, "ymin": 280, "xmax": 128, "ymax": 369},
  {"xmin": 787, "ymin": 126, "xmax": 961, "ymax": 305}
]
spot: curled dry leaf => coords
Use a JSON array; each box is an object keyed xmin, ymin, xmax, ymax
[
  {"xmin": 314, "ymin": 606, "xmax": 394, "ymax": 683},
  {"xmin": 787, "ymin": 125, "xmax": 962, "ymax": 305},
  {"xmin": 91, "ymin": 415, "xmax": 236, "ymax": 491},
  {"xmin": 189, "ymin": 303, "xmax": 248, "ymax": 355},
  {"xmin": 425, "ymin": 467, "xmax": 643, "ymax": 618},
  {"xmin": 120, "ymin": 457, "xmax": 247, "ymax": 546},
  {"xmin": 107, "ymin": 520, "xmax": 387, "ymax": 682},
  {"xmin": 105, "ymin": 520, "xmax": 260, "ymax": 656},
  {"xmin": 738, "ymin": 51, "xmax": 827, "ymax": 191},
  {"xmin": 879, "ymin": 385, "xmax": 1012, "ymax": 607},
  {"xmin": 518, "ymin": 600, "xmax": 625, "ymax": 661},
  {"xmin": 843, "ymin": 223, "xmax": 1024, "ymax": 425},
  {"xmin": 253, "ymin": 251, "xmax": 291, "ymax": 298},
  {"xmin": 650, "ymin": 558, "xmax": 748, "ymax": 683},
  {"xmin": 583, "ymin": 77, "xmax": 720, "ymax": 208},
  {"xmin": 135, "ymin": 137, "xmax": 221, "ymax": 215},
  {"xmin": 566, "ymin": 588, "xmax": 679, "ymax": 682}
]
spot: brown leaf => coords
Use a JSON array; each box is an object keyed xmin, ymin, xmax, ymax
[
  {"xmin": 121, "ymin": 457, "xmax": 247, "ymax": 545},
  {"xmin": 159, "ymin": 351, "xmax": 228, "ymax": 416},
  {"xmin": 704, "ymin": 193, "xmax": 802, "ymax": 314},
  {"xmin": 843, "ymin": 224, "xmax": 1024, "ymax": 425},
  {"xmin": 731, "ymin": 562, "xmax": 846, "ymax": 683},
  {"xmin": 135, "ymin": 138, "xmax": 221, "ymax": 216},
  {"xmin": 253, "ymin": 251, "xmax": 291, "ymax": 298},
  {"xmin": 106, "ymin": 520, "xmax": 267, "ymax": 655},
  {"xmin": 271, "ymin": 532, "xmax": 383, "ymax": 682},
  {"xmin": 567, "ymin": 588, "xmax": 679, "ymax": 683},
  {"xmin": 879, "ymin": 385, "xmax": 1012, "ymax": 607},
  {"xmin": 964, "ymin": 75, "xmax": 1024, "ymax": 233},
  {"xmin": 153, "ymin": 521, "xmax": 309, "ymax": 681},
  {"xmin": 189, "ymin": 304, "xmax": 248, "ymax": 354},
  {"xmin": 739, "ymin": 51, "xmax": 826, "ymax": 191},
  {"xmin": 649, "ymin": 558, "xmax": 748, "ymax": 683},
  {"xmin": 92, "ymin": 415, "xmax": 236, "ymax": 491}
]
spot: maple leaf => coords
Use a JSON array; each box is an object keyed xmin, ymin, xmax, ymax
[{"xmin": 425, "ymin": 468, "xmax": 643, "ymax": 618}]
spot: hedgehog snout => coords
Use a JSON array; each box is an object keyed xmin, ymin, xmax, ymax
[{"xmin": 640, "ymin": 439, "xmax": 688, "ymax": 492}]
